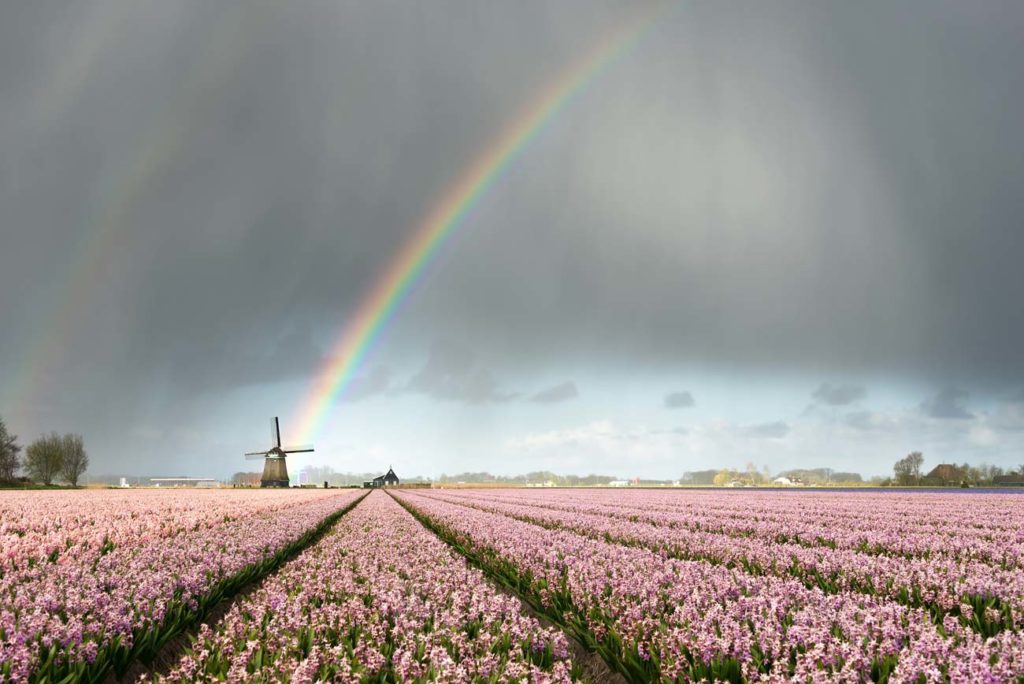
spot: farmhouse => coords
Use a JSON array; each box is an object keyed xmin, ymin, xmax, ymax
[
  {"xmin": 364, "ymin": 467, "xmax": 400, "ymax": 488},
  {"xmin": 922, "ymin": 463, "xmax": 966, "ymax": 486}
]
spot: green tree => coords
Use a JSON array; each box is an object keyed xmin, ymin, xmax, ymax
[
  {"xmin": 25, "ymin": 433, "xmax": 64, "ymax": 485},
  {"xmin": 0, "ymin": 416, "xmax": 21, "ymax": 481},
  {"xmin": 893, "ymin": 451, "xmax": 924, "ymax": 485},
  {"xmin": 60, "ymin": 433, "xmax": 88, "ymax": 486}
]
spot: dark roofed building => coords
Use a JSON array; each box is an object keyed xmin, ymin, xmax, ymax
[{"xmin": 364, "ymin": 467, "xmax": 400, "ymax": 488}]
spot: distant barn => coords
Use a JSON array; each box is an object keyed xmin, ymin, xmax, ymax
[{"xmin": 364, "ymin": 467, "xmax": 400, "ymax": 488}]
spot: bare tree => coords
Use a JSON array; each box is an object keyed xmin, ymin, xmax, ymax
[
  {"xmin": 60, "ymin": 433, "xmax": 88, "ymax": 486},
  {"xmin": 0, "ymin": 416, "xmax": 21, "ymax": 481},
  {"xmin": 894, "ymin": 451, "xmax": 924, "ymax": 485},
  {"xmin": 232, "ymin": 471, "xmax": 261, "ymax": 487},
  {"xmin": 25, "ymin": 433, "xmax": 64, "ymax": 485}
]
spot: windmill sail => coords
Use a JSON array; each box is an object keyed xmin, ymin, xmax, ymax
[{"xmin": 244, "ymin": 416, "xmax": 310, "ymax": 488}]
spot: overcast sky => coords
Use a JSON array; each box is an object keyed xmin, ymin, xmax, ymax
[{"xmin": 2, "ymin": 1, "xmax": 1023, "ymax": 480}]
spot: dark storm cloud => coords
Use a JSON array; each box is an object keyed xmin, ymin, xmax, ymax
[
  {"xmin": 405, "ymin": 0, "xmax": 1024, "ymax": 386},
  {"xmin": 812, "ymin": 383, "xmax": 865, "ymax": 406},
  {"xmin": 664, "ymin": 391, "xmax": 695, "ymax": 409},
  {"xmin": 1, "ymin": 2, "xmax": 598, "ymax": 425},
  {"xmin": 2, "ymin": 0, "xmax": 1023, "ymax": 475},
  {"xmin": 531, "ymin": 381, "xmax": 578, "ymax": 404},
  {"xmin": 920, "ymin": 387, "xmax": 974, "ymax": 420},
  {"xmin": 406, "ymin": 340, "xmax": 515, "ymax": 404}
]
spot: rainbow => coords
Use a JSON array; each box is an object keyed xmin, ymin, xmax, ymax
[{"xmin": 292, "ymin": 4, "xmax": 667, "ymax": 442}]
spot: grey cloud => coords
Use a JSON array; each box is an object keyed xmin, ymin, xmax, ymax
[
  {"xmin": 406, "ymin": 340, "xmax": 515, "ymax": 404},
  {"xmin": 844, "ymin": 411, "xmax": 874, "ymax": 431},
  {"xmin": 741, "ymin": 421, "xmax": 790, "ymax": 439},
  {"xmin": 920, "ymin": 387, "xmax": 974, "ymax": 420},
  {"xmin": 664, "ymin": 391, "xmax": 695, "ymax": 409},
  {"xmin": 992, "ymin": 393, "xmax": 1024, "ymax": 431},
  {"xmin": 644, "ymin": 426, "xmax": 688, "ymax": 436},
  {"xmin": 341, "ymin": 366, "xmax": 392, "ymax": 404},
  {"xmin": 531, "ymin": 381, "xmax": 578, "ymax": 404},
  {"xmin": 844, "ymin": 410, "xmax": 899, "ymax": 432},
  {"xmin": 813, "ymin": 383, "xmax": 865, "ymax": 406}
]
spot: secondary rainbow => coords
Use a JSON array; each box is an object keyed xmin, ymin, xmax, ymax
[
  {"xmin": 6, "ymin": 8, "xmax": 266, "ymax": 425},
  {"xmin": 292, "ymin": 4, "xmax": 667, "ymax": 442}
]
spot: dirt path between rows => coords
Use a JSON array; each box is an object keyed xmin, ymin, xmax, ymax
[{"xmin": 493, "ymin": 578, "xmax": 628, "ymax": 684}]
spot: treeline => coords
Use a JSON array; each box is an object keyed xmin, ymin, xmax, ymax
[
  {"xmin": 681, "ymin": 467, "xmax": 869, "ymax": 486},
  {"xmin": 0, "ymin": 415, "xmax": 89, "ymax": 486}
]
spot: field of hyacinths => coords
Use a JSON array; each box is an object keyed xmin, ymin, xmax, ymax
[{"xmin": 3, "ymin": 487, "xmax": 1024, "ymax": 682}]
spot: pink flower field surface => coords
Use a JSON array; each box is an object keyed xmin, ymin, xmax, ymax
[
  {"xmin": 0, "ymin": 489, "xmax": 348, "ymax": 573},
  {"xmin": 412, "ymin": 490, "xmax": 1024, "ymax": 635},
  {"xmin": 0, "ymin": 488, "xmax": 363, "ymax": 683},
  {"xmin": 6, "ymin": 487, "xmax": 1024, "ymax": 683},
  {"xmin": 159, "ymin": 490, "xmax": 577, "ymax": 683},
  {"xmin": 433, "ymin": 489, "xmax": 1024, "ymax": 567},
  {"xmin": 394, "ymin": 489, "xmax": 1024, "ymax": 683}
]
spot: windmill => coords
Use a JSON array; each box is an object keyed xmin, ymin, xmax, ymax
[{"xmin": 245, "ymin": 417, "xmax": 313, "ymax": 488}]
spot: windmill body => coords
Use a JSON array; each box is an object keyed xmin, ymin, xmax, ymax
[{"xmin": 245, "ymin": 417, "xmax": 313, "ymax": 488}]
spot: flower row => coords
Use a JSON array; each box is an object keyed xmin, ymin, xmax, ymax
[{"xmin": 159, "ymin": 491, "xmax": 578, "ymax": 683}]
